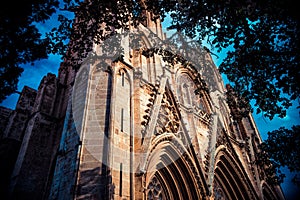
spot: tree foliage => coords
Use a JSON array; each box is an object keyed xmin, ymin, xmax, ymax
[
  {"xmin": 257, "ymin": 125, "xmax": 300, "ymax": 186},
  {"xmin": 47, "ymin": 0, "xmax": 146, "ymax": 69},
  {"xmin": 145, "ymin": 0, "xmax": 300, "ymax": 120},
  {"xmin": 0, "ymin": 0, "xmax": 60, "ymax": 102},
  {"xmin": 1, "ymin": 0, "xmax": 299, "ymax": 119},
  {"xmin": 46, "ymin": 0, "xmax": 300, "ymax": 120}
]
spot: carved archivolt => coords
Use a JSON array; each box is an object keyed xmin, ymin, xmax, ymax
[
  {"xmin": 145, "ymin": 136, "xmax": 208, "ymax": 200},
  {"xmin": 214, "ymin": 149, "xmax": 258, "ymax": 200},
  {"xmin": 262, "ymin": 182, "xmax": 281, "ymax": 200}
]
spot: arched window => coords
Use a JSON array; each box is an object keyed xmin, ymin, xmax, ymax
[{"xmin": 177, "ymin": 73, "xmax": 208, "ymax": 112}]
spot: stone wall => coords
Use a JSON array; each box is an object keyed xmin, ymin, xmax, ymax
[{"xmin": 0, "ymin": 10, "xmax": 286, "ymax": 200}]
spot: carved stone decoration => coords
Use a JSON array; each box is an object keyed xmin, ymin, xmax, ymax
[
  {"xmin": 141, "ymin": 83, "xmax": 158, "ymax": 137},
  {"xmin": 177, "ymin": 72, "xmax": 210, "ymax": 114},
  {"xmin": 216, "ymin": 130, "xmax": 227, "ymax": 149},
  {"xmin": 134, "ymin": 67, "xmax": 143, "ymax": 80},
  {"xmin": 147, "ymin": 176, "xmax": 164, "ymax": 200},
  {"xmin": 174, "ymin": 130, "xmax": 187, "ymax": 147},
  {"xmin": 153, "ymin": 91, "xmax": 180, "ymax": 137}
]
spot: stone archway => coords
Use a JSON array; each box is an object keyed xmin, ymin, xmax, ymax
[
  {"xmin": 144, "ymin": 137, "xmax": 208, "ymax": 200},
  {"xmin": 213, "ymin": 150, "xmax": 257, "ymax": 200}
]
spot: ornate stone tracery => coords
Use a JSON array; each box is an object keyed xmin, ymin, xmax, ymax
[
  {"xmin": 154, "ymin": 91, "xmax": 180, "ymax": 136},
  {"xmin": 147, "ymin": 176, "xmax": 164, "ymax": 200}
]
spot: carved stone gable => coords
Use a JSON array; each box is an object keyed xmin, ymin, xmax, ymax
[{"xmin": 154, "ymin": 90, "xmax": 180, "ymax": 136}]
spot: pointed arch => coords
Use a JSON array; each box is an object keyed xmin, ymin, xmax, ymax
[
  {"xmin": 145, "ymin": 134, "xmax": 208, "ymax": 200},
  {"xmin": 261, "ymin": 182, "xmax": 282, "ymax": 200},
  {"xmin": 175, "ymin": 66, "xmax": 212, "ymax": 114},
  {"xmin": 214, "ymin": 148, "xmax": 258, "ymax": 200}
]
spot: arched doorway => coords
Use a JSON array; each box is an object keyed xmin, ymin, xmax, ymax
[
  {"xmin": 214, "ymin": 150, "xmax": 257, "ymax": 200},
  {"xmin": 144, "ymin": 135, "xmax": 208, "ymax": 200}
]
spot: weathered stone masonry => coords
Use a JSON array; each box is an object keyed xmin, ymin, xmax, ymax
[{"xmin": 0, "ymin": 7, "xmax": 286, "ymax": 200}]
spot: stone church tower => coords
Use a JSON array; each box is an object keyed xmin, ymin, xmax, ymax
[{"xmin": 0, "ymin": 3, "xmax": 285, "ymax": 200}]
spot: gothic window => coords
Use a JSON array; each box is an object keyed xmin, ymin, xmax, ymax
[
  {"xmin": 177, "ymin": 73, "xmax": 207, "ymax": 113},
  {"xmin": 121, "ymin": 108, "xmax": 124, "ymax": 132},
  {"xmin": 119, "ymin": 163, "xmax": 123, "ymax": 196},
  {"xmin": 147, "ymin": 176, "xmax": 164, "ymax": 200},
  {"xmin": 121, "ymin": 72, "xmax": 125, "ymax": 86},
  {"xmin": 182, "ymin": 83, "xmax": 192, "ymax": 106}
]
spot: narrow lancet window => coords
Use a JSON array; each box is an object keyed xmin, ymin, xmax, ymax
[
  {"xmin": 121, "ymin": 72, "xmax": 125, "ymax": 86},
  {"xmin": 119, "ymin": 163, "xmax": 123, "ymax": 196},
  {"xmin": 121, "ymin": 108, "xmax": 124, "ymax": 132}
]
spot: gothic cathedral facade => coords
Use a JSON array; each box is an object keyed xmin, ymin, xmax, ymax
[{"xmin": 0, "ymin": 9, "xmax": 285, "ymax": 200}]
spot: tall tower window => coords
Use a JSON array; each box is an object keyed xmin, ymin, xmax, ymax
[
  {"xmin": 121, "ymin": 72, "xmax": 125, "ymax": 86},
  {"xmin": 119, "ymin": 163, "xmax": 123, "ymax": 196},
  {"xmin": 121, "ymin": 108, "xmax": 124, "ymax": 132}
]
